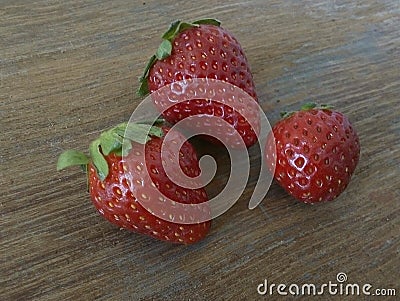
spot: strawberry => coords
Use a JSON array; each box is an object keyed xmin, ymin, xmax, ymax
[
  {"xmin": 266, "ymin": 103, "xmax": 360, "ymax": 203},
  {"xmin": 57, "ymin": 122, "xmax": 211, "ymax": 244},
  {"xmin": 138, "ymin": 19, "xmax": 259, "ymax": 148}
]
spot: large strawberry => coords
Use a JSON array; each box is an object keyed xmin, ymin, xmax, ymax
[
  {"xmin": 138, "ymin": 19, "xmax": 259, "ymax": 148},
  {"xmin": 57, "ymin": 122, "xmax": 211, "ymax": 244},
  {"xmin": 266, "ymin": 103, "xmax": 360, "ymax": 203}
]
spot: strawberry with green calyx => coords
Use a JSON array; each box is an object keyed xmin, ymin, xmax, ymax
[
  {"xmin": 266, "ymin": 103, "xmax": 360, "ymax": 203},
  {"xmin": 138, "ymin": 18, "xmax": 222, "ymax": 95},
  {"xmin": 138, "ymin": 18, "xmax": 260, "ymax": 148},
  {"xmin": 57, "ymin": 122, "xmax": 211, "ymax": 244}
]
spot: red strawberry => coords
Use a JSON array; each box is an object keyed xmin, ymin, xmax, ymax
[
  {"xmin": 266, "ymin": 103, "xmax": 360, "ymax": 203},
  {"xmin": 57, "ymin": 122, "xmax": 211, "ymax": 244},
  {"xmin": 138, "ymin": 19, "xmax": 259, "ymax": 148}
]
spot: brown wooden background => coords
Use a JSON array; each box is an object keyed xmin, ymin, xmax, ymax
[{"xmin": 1, "ymin": 1, "xmax": 399, "ymax": 300}]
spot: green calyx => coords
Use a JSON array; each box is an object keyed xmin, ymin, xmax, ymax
[
  {"xmin": 280, "ymin": 102, "xmax": 333, "ymax": 119},
  {"xmin": 137, "ymin": 18, "xmax": 221, "ymax": 97},
  {"xmin": 56, "ymin": 121, "xmax": 164, "ymax": 181}
]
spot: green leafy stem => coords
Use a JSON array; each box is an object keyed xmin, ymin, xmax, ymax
[
  {"xmin": 280, "ymin": 102, "xmax": 334, "ymax": 119},
  {"xmin": 137, "ymin": 18, "xmax": 221, "ymax": 97},
  {"xmin": 57, "ymin": 120, "xmax": 164, "ymax": 181}
]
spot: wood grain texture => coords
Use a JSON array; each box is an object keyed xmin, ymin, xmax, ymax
[{"xmin": 1, "ymin": 0, "xmax": 399, "ymax": 300}]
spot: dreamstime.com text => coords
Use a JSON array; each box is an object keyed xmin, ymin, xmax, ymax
[{"xmin": 257, "ymin": 273, "xmax": 396, "ymax": 297}]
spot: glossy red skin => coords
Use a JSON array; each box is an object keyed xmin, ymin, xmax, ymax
[
  {"xmin": 269, "ymin": 109, "xmax": 360, "ymax": 203},
  {"xmin": 147, "ymin": 24, "xmax": 259, "ymax": 148},
  {"xmin": 88, "ymin": 129, "xmax": 211, "ymax": 244}
]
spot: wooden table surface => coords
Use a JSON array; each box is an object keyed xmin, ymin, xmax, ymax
[{"xmin": 1, "ymin": 1, "xmax": 399, "ymax": 300}]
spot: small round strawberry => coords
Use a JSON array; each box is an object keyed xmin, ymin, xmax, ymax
[
  {"xmin": 57, "ymin": 122, "xmax": 211, "ymax": 244},
  {"xmin": 138, "ymin": 19, "xmax": 259, "ymax": 148},
  {"xmin": 266, "ymin": 103, "xmax": 360, "ymax": 203}
]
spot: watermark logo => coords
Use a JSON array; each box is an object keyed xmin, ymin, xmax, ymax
[
  {"xmin": 257, "ymin": 273, "xmax": 397, "ymax": 297},
  {"xmin": 122, "ymin": 78, "xmax": 276, "ymax": 223},
  {"xmin": 336, "ymin": 272, "xmax": 347, "ymax": 283}
]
